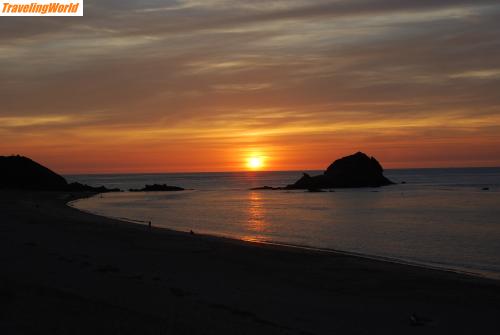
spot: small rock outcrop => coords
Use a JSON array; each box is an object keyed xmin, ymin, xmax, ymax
[
  {"xmin": 250, "ymin": 186, "xmax": 283, "ymax": 191},
  {"xmin": 129, "ymin": 184, "xmax": 184, "ymax": 192},
  {"xmin": 286, "ymin": 152, "xmax": 394, "ymax": 189},
  {"xmin": 66, "ymin": 182, "xmax": 121, "ymax": 193}
]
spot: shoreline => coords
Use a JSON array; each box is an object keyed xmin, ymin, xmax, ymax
[
  {"xmin": 2, "ymin": 190, "xmax": 500, "ymax": 334},
  {"xmin": 69, "ymin": 192, "xmax": 499, "ymax": 282}
]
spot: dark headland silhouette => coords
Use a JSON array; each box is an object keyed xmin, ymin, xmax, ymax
[
  {"xmin": 0, "ymin": 155, "xmax": 187, "ymax": 192},
  {"xmin": 0, "ymin": 155, "xmax": 68, "ymax": 190},
  {"xmin": 0, "ymin": 155, "xmax": 120, "ymax": 192},
  {"xmin": 253, "ymin": 152, "xmax": 394, "ymax": 190}
]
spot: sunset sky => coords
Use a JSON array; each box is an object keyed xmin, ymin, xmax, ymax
[{"xmin": 1, "ymin": 0, "xmax": 500, "ymax": 173}]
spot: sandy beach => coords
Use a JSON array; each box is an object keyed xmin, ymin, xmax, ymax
[{"xmin": 1, "ymin": 190, "xmax": 500, "ymax": 334}]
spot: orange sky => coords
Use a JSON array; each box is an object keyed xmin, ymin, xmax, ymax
[{"xmin": 1, "ymin": 0, "xmax": 500, "ymax": 173}]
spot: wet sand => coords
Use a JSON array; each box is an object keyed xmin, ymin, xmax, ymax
[{"xmin": 1, "ymin": 190, "xmax": 500, "ymax": 334}]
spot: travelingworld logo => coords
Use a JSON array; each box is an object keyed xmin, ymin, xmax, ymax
[{"xmin": 1, "ymin": 0, "xmax": 82, "ymax": 16}]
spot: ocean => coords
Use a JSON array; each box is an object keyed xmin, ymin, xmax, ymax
[{"xmin": 67, "ymin": 168, "xmax": 500, "ymax": 279}]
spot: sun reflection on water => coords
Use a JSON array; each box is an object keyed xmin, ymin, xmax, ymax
[{"xmin": 242, "ymin": 191, "xmax": 267, "ymax": 242}]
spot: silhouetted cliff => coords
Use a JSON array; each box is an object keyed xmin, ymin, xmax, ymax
[
  {"xmin": 0, "ymin": 155, "xmax": 68, "ymax": 190},
  {"xmin": 0, "ymin": 155, "xmax": 119, "ymax": 192}
]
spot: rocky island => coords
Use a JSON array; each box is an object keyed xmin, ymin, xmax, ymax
[
  {"xmin": 252, "ymin": 152, "xmax": 394, "ymax": 191},
  {"xmin": 286, "ymin": 152, "xmax": 394, "ymax": 189}
]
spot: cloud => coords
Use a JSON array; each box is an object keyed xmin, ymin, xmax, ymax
[{"xmin": 1, "ymin": 0, "xmax": 500, "ymax": 171}]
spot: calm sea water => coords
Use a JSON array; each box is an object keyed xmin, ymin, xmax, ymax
[{"xmin": 67, "ymin": 168, "xmax": 500, "ymax": 279}]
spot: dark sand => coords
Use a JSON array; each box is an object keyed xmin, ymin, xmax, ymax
[{"xmin": 1, "ymin": 190, "xmax": 499, "ymax": 334}]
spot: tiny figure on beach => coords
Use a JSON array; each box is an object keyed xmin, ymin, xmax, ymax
[
  {"xmin": 409, "ymin": 313, "xmax": 431, "ymax": 326},
  {"xmin": 190, "ymin": 230, "xmax": 195, "ymax": 235},
  {"xmin": 148, "ymin": 221, "xmax": 152, "ymax": 229}
]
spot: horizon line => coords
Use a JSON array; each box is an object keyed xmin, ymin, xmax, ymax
[{"xmin": 62, "ymin": 165, "xmax": 500, "ymax": 176}]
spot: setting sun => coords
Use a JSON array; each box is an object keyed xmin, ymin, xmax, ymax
[{"xmin": 247, "ymin": 156, "xmax": 264, "ymax": 170}]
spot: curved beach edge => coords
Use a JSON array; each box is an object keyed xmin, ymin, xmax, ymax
[
  {"xmin": 68, "ymin": 192, "xmax": 499, "ymax": 282},
  {"xmin": 2, "ymin": 190, "xmax": 500, "ymax": 334}
]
